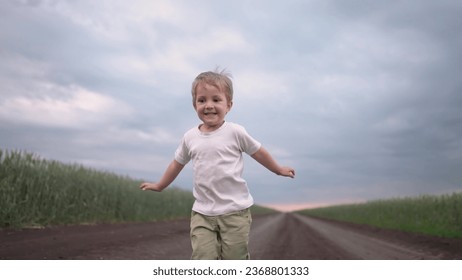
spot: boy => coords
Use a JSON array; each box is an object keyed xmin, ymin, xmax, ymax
[{"xmin": 140, "ymin": 69, "xmax": 295, "ymax": 260}]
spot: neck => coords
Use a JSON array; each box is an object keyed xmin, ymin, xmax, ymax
[{"xmin": 199, "ymin": 121, "xmax": 225, "ymax": 132}]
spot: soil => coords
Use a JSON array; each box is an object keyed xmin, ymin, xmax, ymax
[{"xmin": 1, "ymin": 213, "xmax": 461, "ymax": 260}]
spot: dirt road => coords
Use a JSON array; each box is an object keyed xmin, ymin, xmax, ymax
[{"xmin": 1, "ymin": 213, "xmax": 461, "ymax": 260}]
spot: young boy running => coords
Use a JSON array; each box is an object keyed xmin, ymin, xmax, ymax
[{"xmin": 140, "ymin": 69, "xmax": 295, "ymax": 260}]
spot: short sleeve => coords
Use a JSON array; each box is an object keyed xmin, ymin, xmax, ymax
[
  {"xmin": 234, "ymin": 124, "xmax": 261, "ymax": 155},
  {"xmin": 174, "ymin": 137, "xmax": 191, "ymax": 165}
]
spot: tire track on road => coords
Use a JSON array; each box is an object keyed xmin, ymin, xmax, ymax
[
  {"xmin": 250, "ymin": 213, "xmax": 353, "ymax": 259},
  {"xmin": 293, "ymin": 214, "xmax": 437, "ymax": 260}
]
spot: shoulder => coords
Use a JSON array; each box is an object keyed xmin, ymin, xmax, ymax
[
  {"xmin": 178, "ymin": 126, "xmax": 200, "ymax": 147},
  {"xmin": 225, "ymin": 122, "xmax": 255, "ymax": 140},
  {"xmin": 226, "ymin": 122, "xmax": 261, "ymax": 153},
  {"xmin": 226, "ymin": 122, "xmax": 247, "ymax": 133},
  {"xmin": 183, "ymin": 125, "xmax": 200, "ymax": 137}
]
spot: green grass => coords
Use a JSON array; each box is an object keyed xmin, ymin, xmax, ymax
[
  {"xmin": 250, "ymin": 205, "xmax": 278, "ymax": 215},
  {"xmin": 0, "ymin": 149, "xmax": 195, "ymax": 228},
  {"xmin": 297, "ymin": 193, "xmax": 462, "ymax": 238}
]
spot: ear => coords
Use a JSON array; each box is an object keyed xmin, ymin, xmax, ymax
[{"xmin": 227, "ymin": 100, "xmax": 233, "ymax": 112}]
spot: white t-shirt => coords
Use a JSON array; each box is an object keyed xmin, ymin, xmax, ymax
[{"xmin": 174, "ymin": 121, "xmax": 261, "ymax": 216}]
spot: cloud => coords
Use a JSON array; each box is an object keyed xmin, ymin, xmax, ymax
[
  {"xmin": 35, "ymin": 0, "xmax": 185, "ymax": 42},
  {"xmin": 235, "ymin": 70, "xmax": 290, "ymax": 102},
  {"xmin": 0, "ymin": 84, "xmax": 133, "ymax": 129},
  {"xmin": 1, "ymin": 0, "xmax": 462, "ymax": 209}
]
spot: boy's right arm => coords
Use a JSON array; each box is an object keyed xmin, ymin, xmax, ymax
[{"xmin": 139, "ymin": 160, "xmax": 185, "ymax": 192}]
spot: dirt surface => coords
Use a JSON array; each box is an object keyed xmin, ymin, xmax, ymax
[{"xmin": 1, "ymin": 213, "xmax": 461, "ymax": 260}]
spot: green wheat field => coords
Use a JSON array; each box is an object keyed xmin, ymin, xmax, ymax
[{"xmin": 297, "ymin": 193, "xmax": 462, "ymax": 238}]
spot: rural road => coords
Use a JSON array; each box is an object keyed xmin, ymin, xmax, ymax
[{"xmin": 1, "ymin": 213, "xmax": 461, "ymax": 260}]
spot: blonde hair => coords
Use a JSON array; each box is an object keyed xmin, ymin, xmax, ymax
[{"xmin": 191, "ymin": 68, "xmax": 233, "ymax": 106}]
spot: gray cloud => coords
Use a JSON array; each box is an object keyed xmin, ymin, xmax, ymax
[{"xmin": 1, "ymin": 0, "xmax": 461, "ymax": 210}]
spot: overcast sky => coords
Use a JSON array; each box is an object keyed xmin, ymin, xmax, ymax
[{"xmin": 1, "ymin": 0, "xmax": 461, "ymax": 211}]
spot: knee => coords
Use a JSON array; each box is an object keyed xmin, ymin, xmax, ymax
[
  {"xmin": 190, "ymin": 232, "xmax": 221, "ymax": 260},
  {"xmin": 221, "ymin": 240, "xmax": 250, "ymax": 260}
]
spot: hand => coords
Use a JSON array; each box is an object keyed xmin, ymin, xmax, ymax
[
  {"xmin": 139, "ymin": 182, "xmax": 164, "ymax": 192},
  {"xmin": 279, "ymin": 167, "xmax": 295, "ymax": 178}
]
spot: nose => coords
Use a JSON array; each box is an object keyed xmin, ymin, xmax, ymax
[{"xmin": 205, "ymin": 101, "xmax": 214, "ymax": 109}]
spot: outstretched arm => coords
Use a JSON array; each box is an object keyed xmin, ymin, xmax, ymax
[
  {"xmin": 139, "ymin": 160, "xmax": 185, "ymax": 192},
  {"xmin": 251, "ymin": 147, "xmax": 295, "ymax": 178}
]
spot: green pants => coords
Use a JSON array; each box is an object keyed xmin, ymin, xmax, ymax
[{"xmin": 190, "ymin": 208, "xmax": 252, "ymax": 260}]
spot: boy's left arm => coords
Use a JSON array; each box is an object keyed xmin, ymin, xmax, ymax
[{"xmin": 251, "ymin": 147, "xmax": 295, "ymax": 178}]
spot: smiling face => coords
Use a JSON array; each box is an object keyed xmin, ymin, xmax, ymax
[{"xmin": 194, "ymin": 82, "xmax": 233, "ymax": 132}]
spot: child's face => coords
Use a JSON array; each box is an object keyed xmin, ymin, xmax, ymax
[{"xmin": 194, "ymin": 82, "xmax": 232, "ymax": 132}]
